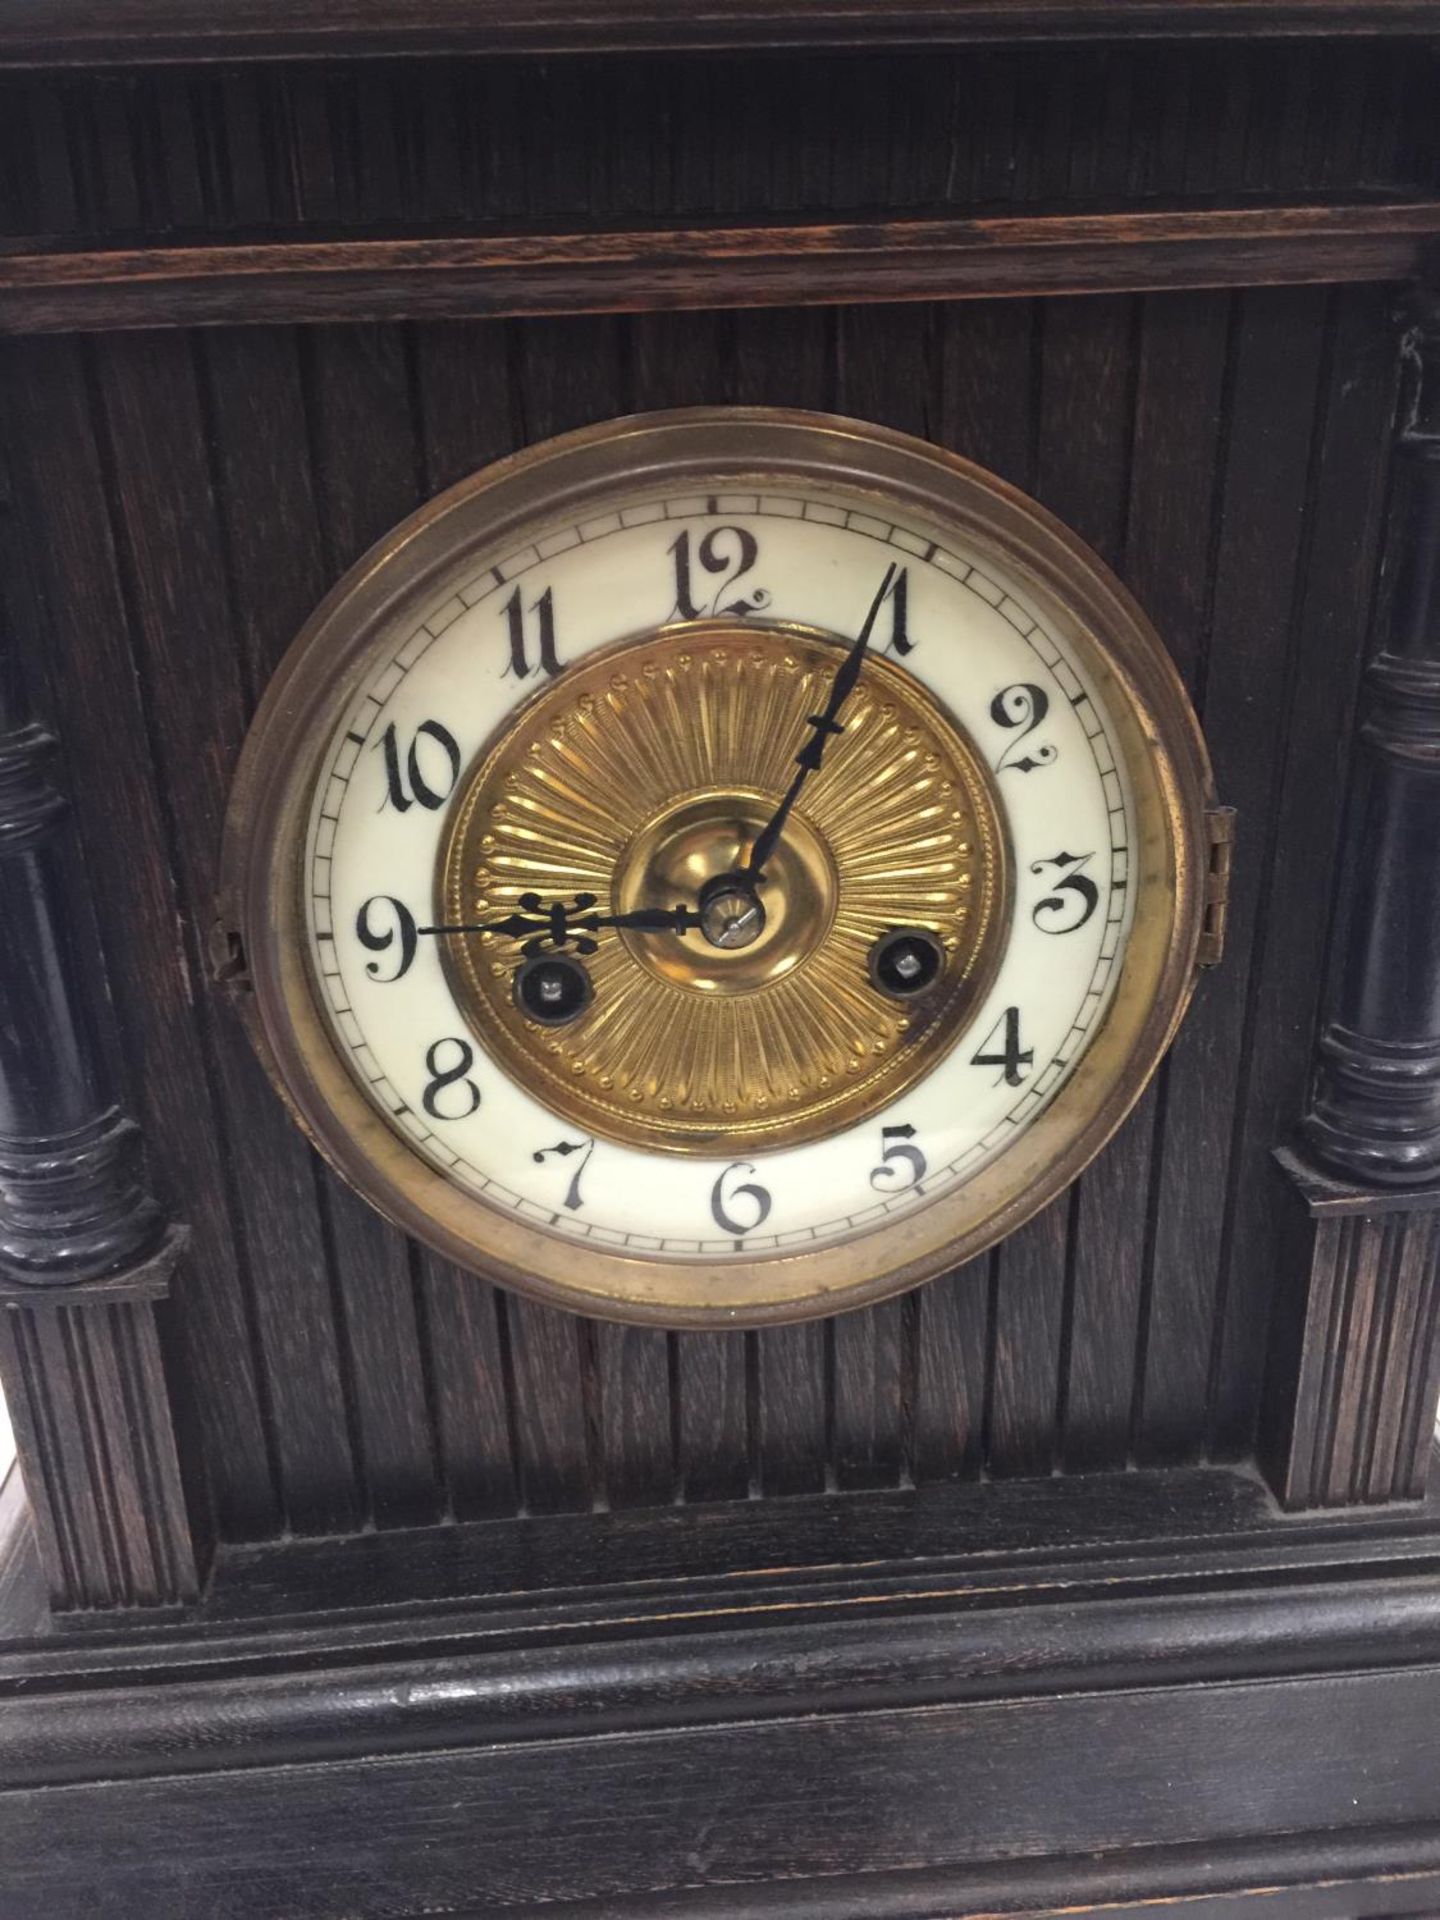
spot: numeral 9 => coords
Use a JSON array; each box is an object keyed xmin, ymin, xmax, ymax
[{"xmin": 356, "ymin": 896, "xmax": 418, "ymax": 981}]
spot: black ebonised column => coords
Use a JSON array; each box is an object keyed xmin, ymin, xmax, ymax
[
  {"xmin": 1265, "ymin": 289, "xmax": 1440, "ymax": 1509},
  {"xmin": 0, "ymin": 707, "xmax": 166, "ymax": 1283},
  {"xmin": 0, "ymin": 455, "xmax": 201, "ymax": 1609}
]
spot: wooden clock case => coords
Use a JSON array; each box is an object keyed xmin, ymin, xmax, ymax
[{"xmin": 1, "ymin": 6, "xmax": 1440, "ymax": 1916}]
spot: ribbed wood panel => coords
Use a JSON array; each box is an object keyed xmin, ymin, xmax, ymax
[
  {"xmin": 1268, "ymin": 1202, "xmax": 1440, "ymax": 1507},
  {"xmin": 0, "ymin": 1300, "xmax": 198, "ymax": 1607},
  {"xmin": 0, "ymin": 278, "xmax": 1401, "ymax": 1538},
  {"xmin": 0, "ymin": 41, "xmax": 1432, "ymax": 247}
]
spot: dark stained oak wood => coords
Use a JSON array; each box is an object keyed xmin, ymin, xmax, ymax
[
  {"xmin": 0, "ymin": 16, "xmax": 1439, "ymax": 1917},
  {"xmin": 93, "ymin": 327, "xmax": 365, "ymax": 1535},
  {"xmin": 415, "ymin": 1261, "xmax": 517, "ymax": 1522},
  {"xmin": 1135, "ymin": 286, "xmax": 1331, "ymax": 1463},
  {"xmin": 2, "ymin": 43, "xmax": 1428, "ymax": 248},
  {"xmin": 0, "ymin": 334, "xmax": 280, "ymax": 1541},
  {"xmin": 3, "ymin": 0, "xmax": 1440, "ymax": 68},
  {"xmin": 504, "ymin": 1296, "xmax": 594, "ymax": 1513},
  {"xmin": 1, "ymin": 281, "xmax": 1417, "ymax": 1542},
  {"xmin": 1259, "ymin": 290, "xmax": 1440, "ymax": 1504},
  {"xmin": 7, "ymin": 1462, "xmax": 1440, "ymax": 1920},
  {"xmin": 1113, "ymin": 287, "xmax": 1230, "ymax": 1460},
  {"xmin": 0, "ymin": 1291, "xmax": 199, "ymax": 1608},
  {"xmin": 1210, "ymin": 280, "xmax": 1400, "ymax": 1458},
  {"xmin": 3, "ymin": 202, "xmax": 1438, "ymax": 334},
  {"xmin": 1028, "ymin": 292, "xmax": 1139, "ymax": 1474},
  {"xmin": 1267, "ymin": 1169, "xmax": 1440, "ymax": 1505}
]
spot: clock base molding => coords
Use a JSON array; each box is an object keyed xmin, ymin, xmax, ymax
[{"xmin": 4, "ymin": 1459, "xmax": 1440, "ymax": 1918}]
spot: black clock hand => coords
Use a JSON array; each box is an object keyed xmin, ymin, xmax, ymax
[
  {"xmin": 741, "ymin": 562, "xmax": 898, "ymax": 886},
  {"xmin": 420, "ymin": 893, "xmax": 701, "ymax": 956}
]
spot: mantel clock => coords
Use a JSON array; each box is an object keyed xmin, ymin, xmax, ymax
[{"xmin": 2, "ymin": 15, "xmax": 1440, "ymax": 1920}]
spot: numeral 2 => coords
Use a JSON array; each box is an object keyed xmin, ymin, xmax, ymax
[
  {"xmin": 971, "ymin": 1007, "xmax": 1034, "ymax": 1087},
  {"xmin": 991, "ymin": 684, "xmax": 1057, "ymax": 774}
]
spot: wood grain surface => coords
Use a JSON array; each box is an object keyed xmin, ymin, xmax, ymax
[
  {"xmin": 2, "ymin": 203, "xmax": 1437, "ymax": 333},
  {"xmin": 2, "ymin": 0, "xmax": 1440, "ymax": 67},
  {"xmin": 0, "ymin": 31, "xmax": 1424, "ymax": 1551},
  {"xmin": 0, "ymin": 281, "xmax": 1400, "ymax": 1536}
]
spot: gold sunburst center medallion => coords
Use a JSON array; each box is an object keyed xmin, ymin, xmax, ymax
[{"xmin": 441, "ymin": 621, "xmax": 1010, "ymax": 1153}]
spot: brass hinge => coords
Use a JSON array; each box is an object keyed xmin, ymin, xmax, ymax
[{"xmin": 1197, "ymin": 805, "xmax": 1236, "ymax": 969}]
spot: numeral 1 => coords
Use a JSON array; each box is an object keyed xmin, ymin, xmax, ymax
[{"xmin": 877, "ymin": 566, "xmax": 914, "ymax": 657}]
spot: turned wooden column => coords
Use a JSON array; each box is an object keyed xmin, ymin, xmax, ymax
[
  {"xmin": 1264, "ymin": 287, "xmax": 1440, "ymax": 1510},
  {"xmin": 0, "ymin": 461, "xmax": 203, "ymax": 1610}
]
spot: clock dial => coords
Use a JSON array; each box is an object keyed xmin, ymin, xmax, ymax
[{"xmin": 224, "ymin": 410, "xmax": 1217, "ymax": 1325}]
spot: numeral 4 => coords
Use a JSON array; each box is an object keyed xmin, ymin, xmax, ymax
[{"xmin": 971, "ymin": 1007, "xmax": 1034, "ymax": 1087}]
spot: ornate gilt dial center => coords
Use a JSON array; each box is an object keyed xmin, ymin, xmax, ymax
[
  {"xmin": 441, "ymin": 621, "xmax": 1008, "ymax": 1154},
  {"xmin": 614, "ymin": 788, "xmax": 835, "ymax": 992}
]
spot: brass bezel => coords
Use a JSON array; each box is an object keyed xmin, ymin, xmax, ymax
[{"xmin": 220, "ymin": 408, "xmax": 1216, "ymax": 1329}]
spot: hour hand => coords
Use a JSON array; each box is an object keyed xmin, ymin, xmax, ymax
[{"xmin": 424, "ymin": 893, "xmax": 701, "ymax": 956}]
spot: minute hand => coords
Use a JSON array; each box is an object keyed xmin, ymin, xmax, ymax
[{"xmin": 741, "ymin": 563, "xmax": 898, "ymax": 886}]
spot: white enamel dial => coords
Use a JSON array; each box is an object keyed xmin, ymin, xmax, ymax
[
  {"xmin": 228, "ymin": 409, "xmax": 1211, "ymax": 1325},
  {"xmin": 303, "ymin": 488, "xmax": 1134, "ymax": 1258}
]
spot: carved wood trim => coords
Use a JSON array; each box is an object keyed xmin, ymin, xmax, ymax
[
  {"xmin": 0, "ymin": 202, "xmax": 1437, "ymax": 334},
  {"xmin": 2, "ymin": 0, "xmax": 1439, "ymax": 67}
]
